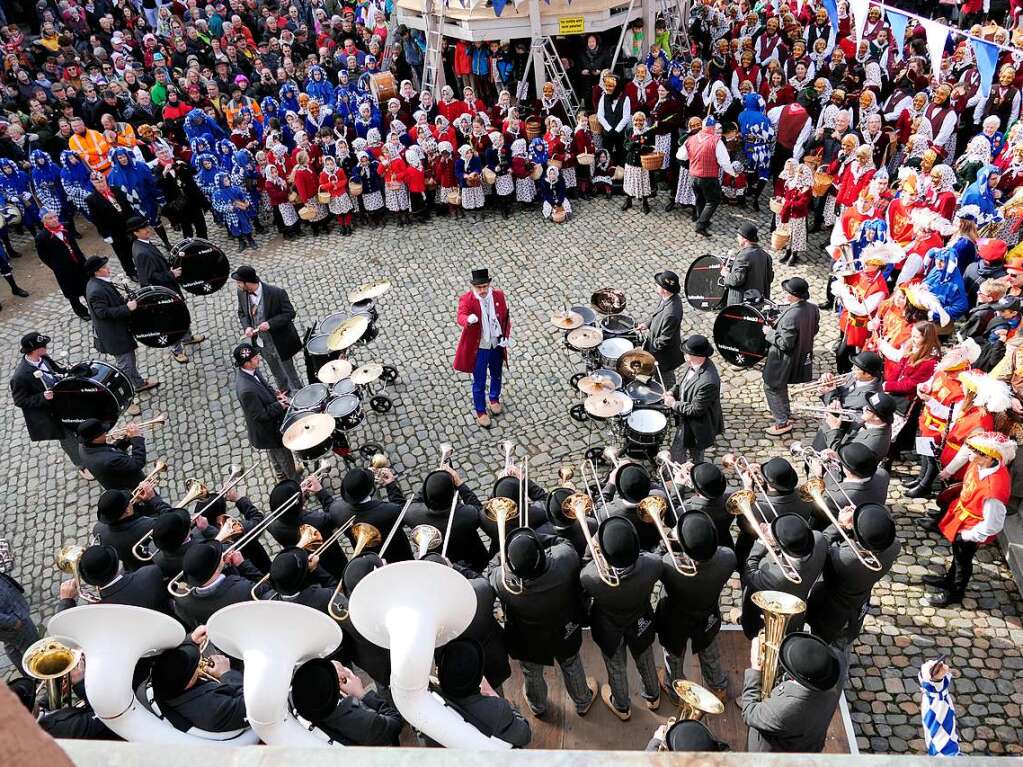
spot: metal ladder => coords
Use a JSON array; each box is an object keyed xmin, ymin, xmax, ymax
[
  {"xmin": 421, "ymin": 0, "xmax": 447, "ymax": 96},
  {"xmin": 657, "ymin": 0, "xmax": 688, "ymax": 55},
  {"xmin": 538, "ymin": 36, "xmax": 579, "ymax": 117}
]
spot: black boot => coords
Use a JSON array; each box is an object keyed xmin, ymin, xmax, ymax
[
  {"xmin": 664, "ymin": 200, "xmax": 676, "ymax": 212},
  {"xmin": 4, "ymin": 274, "xmax": 28, "ymax": 297},
  {"xmin": 905, "ymin": 457, "xmax": 939, "ymax": 498},
  {"xmin": 236, "ymin": 236, "xmax": 246, "ymax": 252},
  {"xmin": 247, "ymin": 235, "xmax": 258, "ymax": 249},
  {"xmin": 621, "ymin": 197, "xmax": 633, "ymax": 211},
  {"xmin": 642, "ymin": 197, "xmax": 650, "ymax": 214}
]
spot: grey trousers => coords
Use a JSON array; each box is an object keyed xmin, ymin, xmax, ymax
[
  {"xmin": 521, "ymin": 654, "xmax": 590, "ymax": 714},
  {"xmin": 2, "ymin": 619, "xmax": 40, "ymax": 675},
  {"xmin": 664, "ymin": 635, "xmax": 728, "ymax": 691},
  {"xmin": 669, "ymin": 432, "xmax": 706, "ymax": 465},
  {"xmin": 260, "ymin": 343, "xmax": 303, "ymax": 393},
  {"xmin": 602, "ymin": 642, "xmax": 660, "ymax": 710},
  {"xmin": 114, "ymin": 350, "xmax": 146, "ymax": 388},
  {"xmin": 266, "ymin": 447, "xmax": 300, "ymax": 481},
  {"xmin": 58, "ymin": 432, "xmax": 83, "ymax": 468},
  {"xmin": 764, "ymin": 381, "xmax": 791, "ymax": 425}
]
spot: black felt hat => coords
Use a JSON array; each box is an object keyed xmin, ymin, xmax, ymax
[
  {"xmin": 779, "ymin": 632, "xmax": 841, "ymax": 692},
  {"xmin": 665, "ymin": 719, "xmax": 729, "ymax": 752},
  {"xmin": 838, "ymin": 443, "xmax": 879, "ymax": 478},
  {"xmin": 470, "ymin": 268, "xmax": 491, "ymax": 286},
  {"xmin": 682, "ymin": 334, "xmax": 714, "ymax": 357},
  {"xmin": 853, "ymin": 503, "xmax": 896, "ymax": 552},
  {"xmin": 597, "ymin": 516, "xmax": 640, "ymax": 569},
  {"xmin": 79, "ymin": 544, "xmax": 120, "ymax": 586},
  {"xmin": 231, "ymin": 264, "xmax": 259, "ymax": 283},
  {"xmin": 83, "ymin": 255, "xmax": 108, "ymax": 276},
  {"xmin": 691, "ymin": 462, "xmax": 726, "ymax": 498},
  {"xmin": 771, "ymin": 513, "xmax": 814, "ymax": 558},
  {"xmin": 655, "ymin": 270, "xmax": 681, "ymax": 294},
  {"xmin": 125, "ymin": 215, "xmax": 149, "ymax": 231},
  {"xmin": 341, "ymin": 468, "xmax": 375, "ymax": 503},
  {"xmin": 615, "ymin": 463, "xmax": 651, "ymax": 503},
  {"xmin": 491, "ymin": 475, "xmax": 519, "ymax": 502},
  {"xmin": 76, "ymin": 418, "xmax": 110, "ymax": 442},
  {"xmin": 782, "ymin": 276, "xmax": 810, "ymax": 300},
  {"xmin": 852, "ymin": 351, "xmax": 884, "ymax": 379},
  {"xmin": 506, "ymin": 527, "xmax": 546, "ymax": 580},
  {"xmin": 152, "ymin": 509, "xmax": 192, "ymax": 551},
  {"xmin": 269, "ymin": 479, "xmax": 303, "ymax": 520},
  {"xmin": 20, "ymin": 331, "xmax": 50, "ymax": 354},
  {"xmin": 151, "ymin": 642, "xmax": 201, "ymax": 699},
  {"xmin": 437, "ymin": 639, "xmax": 485, "ymax": 699},
  {"xmin": 342, "ymin": 552, "xmax": 383, "ymax": 595},
  {"xmin": 761, "ymin": 457, "xmax": 798, "ymax": 493},
  {"xmin": 291, "ymin": 658, "xmax": 341, "ymax": 721},
  {"xmin": 865, "ymin": 392, "xmax": 897, "ymax": 424},
  {"xmin": 545, "ymin": 488, "xmax": 574, "ymax": 528},
  {"xmin": 677, "ymin": 511, "xmax": 718, "ymax": 562},
  {"xmin": 97, "ymin": 489, "xmax": 130, "ymax": 523},
  {"xmin": 270, "ymin": 547, "xmax": 310, "ymax": 595},
  {"xmin": 422, "ymin": 470, "xmax": 456, "ymax": 511},
  {"xmin": 182, "ymin": 542, "xmax": 222, "ymax": 586},
  {"xmin": 739, "ymin": 222, "xmax": 759, "ymax": 242}
]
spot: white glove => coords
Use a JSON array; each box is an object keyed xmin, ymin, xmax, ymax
[
  {"xmin": 467, "ymin": 314, "xmax": 479, "ymax": 325},
  {"xmin": 103, "ymin": 237, "xmax": 113, "ymax": 244}
]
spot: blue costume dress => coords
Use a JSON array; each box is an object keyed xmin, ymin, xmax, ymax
[
  {"xmin": 107, "ymin": 147, "xmax": 164, "ymax": 224},
  {"xmin": 959, "ymin": 165, "xmax": 999, "ymax": 224},
  {"xmin": 195, "ymin": 153, "xmax": 222, "ymax": 220},
  {"xmin": 59, "ymin": 150, "xmax": 93, "ymax": 218},
  {"xmin": 30, "ymin": 150, "xmax": 69, "ymax": 219},
  {"xmin": 922, "ymin": 248, "xmax": 969, "ymax": 322},
  {"xmin": 305, "ymin": 66, "xmax": 335, "ymax": 105},
  {"xmin": 230, "ymin": 149, "xmax": 263, "ymax": 213},
  {"xmin": 183, "ymin": 110, "xmax": 227, "ymax": 145},
  {"xmin": 737, "ymin": 93, "xmax": 775, "ymax": 182},
  {"xmin": 211, "ymin": 172, "xmax": 254, "ymax": 237},
  {"xmin": 0, "ymin": 158, "xmax": 39, "ymax": 228}
]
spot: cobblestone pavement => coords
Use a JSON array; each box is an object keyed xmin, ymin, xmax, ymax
[{"xmin": 0, "ymin": 194, "xmax": 1020, "ymax": 755}]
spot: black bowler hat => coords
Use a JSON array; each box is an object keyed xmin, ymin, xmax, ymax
[
  {"xmin": 83, "ymin": 255, "xmax": 108, "ymax": 276},
  {"xmin": 269, "ymin": 479, "xmax": 303, "ymax": 520},
  {"xmin": 77, "ymin": 418, "xmax": 110, "ymax": 442},
  {"xmin": 782, "ymin": 277, "xmax": 810, "ymax": 300},
  {"xmin": 852, "ymin": 351, "xmax": 884, "ymax": 379},
  {"xmin": 739, "ymin": 222, "xmax": 759, "ymax": 242},
  {"xmin": 838, "ymin": 443, "xmax": 879, "ymax": 478},
  {"xmin": 771, "ymin": 513, "xmax": 814, "ymax": 558},
  {"xmin": 342, "ymin": 552, "xmax": 384, "ymax": 595},
  {"xmin": 232, "ymin": 342, "xmax": 260, "ymax": 367},
  {"xmin": 491, "ymin": 475, "xmax": 519, "ymax": 502},
  {"xmin": 506, "ymin": 527, "xmax": 546, "ymax": 580},
  {"xmin": 341, "ymin": 468, "xmax": 375, "ymax": 503},
  {"xmin": 270, "ymin": 547, "xmax": 310, "ymax": 595},
  {"xmin": 691, "ymin": 462, "xmax": 726, "ymax": 498},
  {"xmin": 151, "ymin": 642, "xmax": 201, "ymax": 699},
  {"xmin": 152, "ymin": 509, "xmax": 192, "ymax": 551},
  {"xmin": 20, "ymin": 331, "xmax": 50, "ymax": 354},
  {"xmin": 615, "ymin": 463, "xmax": 651, "ymax": 503},
  {"xmin": 545, "ymin": 488, "xmax": 574, "ymax": 528},
  {"xmin": 79, "ymin": 544, "xmax": 120, "ymax": 586},
  {"xmin": 291, "ymin": 658, "xmax": 341, "ymax": 721},
  {"xmin": 437, "ymin": 639, "xmax": 485, "ymax": 699},
  {"xmin": 597, "ymin": 516, "xmax": 640, "ymax": 569},
  {"xmin": 655, "ymin": 270, "xmax": 681, "ymax": 294},
  {"xmin": 865, "ymin": 392, "xmax": 897, "ymax": 424},
  {"xmin": 853, "ymin": 503, "xmax": 896, "ymax": 552},
  {"xmin": 470, "ymin": 268, "xmax": 491, "ymax": 286},
  {"xmin": 182, "ymin": 542, "xmax": 223, "ymax": 586},
  {"xmin": 666, "ymin": 719, "xmax": 729, "ymax": 752},
  {"xmin": 761, "ymin": 457, "xmax": 798, "ymax": 493},
  {"xmin": 778, "ymin": 632, "xmax": 842, "ymax": 692},
  {"xmin": 97, "ymin": 489, "xmax": 130, "ymax": 523},
  {"xmin": 125, "ymin": 215, "xmax": 149, "ymax": 232},
  {"xmin": 422, "ymin": 470, "xmax": 456, "ymax": 511},
  {"xmin": 682, "ymin": 334, "xmax": 714, "ymax": 357},
  {"xmin": 231, "ymin": 265, "xmax": 259, "ymax": 283},
  {"xmin": 677, "ymin": 511, "xmax": 718, "ymax": 562}
]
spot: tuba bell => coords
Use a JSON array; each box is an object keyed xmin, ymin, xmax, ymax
[
  {"xmin": 669, "ymin": 679, "xmax": 725, "ymax": 723},
  {"xmin": 296, "ymin": 523, "xmax": 324, "ymax": 551},
  {"xmin": 753, "ymin": 590, "xmax": 807, "ymax": 699},
  {"xmin": 22, "ymin": 636, "xmax": 82, "ymax": 710},
  {"xmin": 56, "ymin": 544, "xmax": 101, "ymax": 603}
]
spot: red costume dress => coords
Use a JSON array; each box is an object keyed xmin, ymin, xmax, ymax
[
  {"xmin": 938, "ymin": 462, "xmax": 1010, "ymax": 543},
  {"xmin": 939, "ymin": 407, "xmax": 995, "ymax": 479}
]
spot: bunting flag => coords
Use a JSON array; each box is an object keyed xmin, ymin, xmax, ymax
[
  {"xmin": 971, "ymin": 37, "xmax": 1000, "ymax": 98},
  {"xmin": 821, "ymin": 0, "xmax": 838, "ymax": 32},
  {"xmin": 886, "ymin": 8, "xmax": 910, "ymax": 58},
  {"xmin": 920, "ymin": 17, "xmax": 949, "ymax": 82},
  {"xmin": 850, "ymin": 0, "xmax": 869, "ymax": 45},
  {"xmin": 493, "ymin": 0, "xmax": 508, "ymax": 15}
]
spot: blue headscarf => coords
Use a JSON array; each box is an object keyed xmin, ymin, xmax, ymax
[
  {"xmin": 737, "ymin": 93, "xmax": 771, "ymax": 137},
  {"xmin": 922, "ymin": 247, "xmax": 968, "ymax": 320},
  {"xmin": 279, "ymin": 83, "xmax": 300, "ymax": 117},
  {"xmin": 215, "ymin": 139, "xmax": 235, "ymax": 169},
  {"xmin": 212, "ymin": 171, "xmax": 245, "ymax": 207},
  {"xmin": 60, "ymin": 149, "xmax": 92, "ymax": 188},
  {"xmin": 0, "ymin": 158, "xmax": 31, "ymax": 197},
  {"xmin": 529, "ymin": 138, "xmax": 548, "ymax": 166},
  {"xmin": 107, "ymin": 147, "xmax": 162, "ymax": 219},
  {"xmin": 30, "ymin": 149, "xmax": 61, "ymax": 188},
  {"xmin": 305, "ymin": 65, "xmax": 334, "ymax": 104},
  {"xmin": 960, "ymin": 165, "xmax": 999, "ymax": 219},
  {"xmin": 195, "ymin": 153, "xmax": 220, "ymax": 188},
  {"xmin": 184, "ymin": 109, "xmax": 227, "ymax": 144},
  {"xmin": 260, "ymin": 96, "xmax": 280, "ymax": 123}
]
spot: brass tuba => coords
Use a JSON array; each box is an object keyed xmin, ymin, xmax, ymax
[
  {"xmin": 753, "ymin": 590, "xmax": 806, "ymax": 699},
  {"xmin": 668, "ymin": 679, "xmax": 725, "ymax": 723},
  {"xmin": 56, "ymin": 544, "xmax": 101, "ymax": 603},
  {"xmin": 22, "ymin": 637, "xmax": 83, "ymax": 709}
]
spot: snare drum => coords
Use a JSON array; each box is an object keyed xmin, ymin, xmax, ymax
[
  {"xmin": 624, "ymin": 408, "xmax": 668, "ymax": 447},
  {"xmin": 570, "ymin": 304, "xmax": 598, "ymax": 326},
  {"xmin": 290, "ymin": 383, "xmax": 330, "ymax": 413},
  {"xmin": 624, "ymin": 379, "xmax": 665, "ymax": 406},
  {"xmin": 326, "ymin": 393, "xmax": 364, "ymax": 434},
  {"xmin": 330, "ymin": 378, "xmax": 358, "ymax": 398},
  {"xmin": 598, "ymin": 337, "xmax": 634, "ymax": 368},
  {"xmin": 600, "ymin": 313, "xmax": 636, "ymax": 338},
  {"xmin": 317, "ymin": 312, "xmax": 350, "ymax": 338},
  {"xmin": 305, "ymin": 334, "xmax": 340, "ymax": 377}
]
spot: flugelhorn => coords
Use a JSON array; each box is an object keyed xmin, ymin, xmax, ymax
[
  {"xmin": 56, "ymin": 544, "xmax": 100, "ymax": 603},
  {"xmin": 638, "ymin": 495, "xmax": 697, "ymax": 576},
  {"xmin": 753, "ymin": 590, "xmax": 806, "ymax": 699},
  {"xmin": 561, "ymin": 492, "xmax": 619, "ymax": 587},
  {"xmin": 327, "ymin": 523, "xmax": 382, "ymax": 620},
  {"xmin": 411, "ymin": 525, "xmax": 442, "ymax": 559},
  {"xmin": 105, "ymin": 413, "xmax": 168, "ymax": 442},
  {"xmin": 484, "ymin": 496, "xmax": 522, "ymax": 594},
  {"xmin": 131, "ymin": 477, "xmax": 209, "ymax": 562},
  {"xmin": 22, "ymin": 636, "xmax": 83, "ymax": 709}
]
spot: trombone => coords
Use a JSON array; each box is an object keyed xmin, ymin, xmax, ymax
[
  {"xmin": 788, "ymin": 373, "xmax": 853, "ymax": 398},
  {"xmin": 638, "ymin": 495, "xmax": 697, "ymax": 576},
  {"xmin": 484, "ymin": 496, "xmax": 522, "ymax": 594},
  {"xmin": 56, "ymin": 544, "xmax": 101, "ymax": 603},
  {"xmin": 501, "ymin": 439, "xmax": 532, "ymax": 530},
  {"xmin": 327, "ymin": 522, "xmax": 382, "ymax": 620},
  {"xmin": 789, "ymin": 404, "xmax": 861, "ymax": 422},
  {"xmin": 106, "ymin": 413, "xmax": 168, "ymax": 441},
  {"xmin": 252, "ymin": 516, "xmax": 358, "ymax": 601},
  {"xmin": 790, "ymin": 443, "xmax": 883, "ymax": 572},
  {"xmin": 560, "ymin": 492, "xmax": 619, "ymax": 587}
]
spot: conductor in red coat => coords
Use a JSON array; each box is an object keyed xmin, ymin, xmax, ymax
[{"xmin": 453, "ymin": 269, "xmax": 511, "ymax": 429}]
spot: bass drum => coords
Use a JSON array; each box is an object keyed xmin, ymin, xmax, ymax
[
  {"xmin": 713, "ymin": 303, "xmax": 771, "ymax": 368},
  {"xmin": 130, "ymin": 286, "xmax": 191, "ymax": 348},
  {"xmin": 170, "ymin": 238, "xmax": 230, "ymax": 295},
  {"xmin": 684, "ymin": 254, "xmax": 727, "ymax": 312},
  {"xmin": 51, "ymin": 361, "xmax": 135, "ymax": 428}
]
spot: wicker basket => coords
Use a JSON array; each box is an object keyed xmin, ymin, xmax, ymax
[
  {"xmin": 525, "ymin": 117, "xmax": 542, "ymax": 139},
  {"xmin": 576, "ymin": 152, "xmax": 595, "ymax": 167},
  {"xmin": 771, "ymin": 227, "xmax": 791, "ymax": 251},
  {"xmin": 812, "ymin": 171, "xmax": 833, "ymax": 198},
  {"xmin": 482, "ymin": 168, "xmax": 497, "ymax": 185},
  {"xmin": 612, "ymin": 166, "xmax": 625, "ymax": 182},
  {"xmin": 588, "ymin": 114, "xmax": 603, "ymax": 134},
  {"xmin": 348, "ymin": 181, "xmax": 363, "ymax": 196},
  {"xmin": 316, "ymin": 187, "xmax": 331, "ymax": 204},
  {"xmin": 530, "ymin": 164, "xmax": 543, "ymax": 181},
  {"xmin": 640, "ymin": 152, "xmax": 664, "ymax": 171},
  {"xmin": 769, "ymin": 197, "xmax": 784, "ymax": 214},
  {"xmin": 551, "ymin": 205, "xmax": 567, "ymax": 223},
  {"xmin": 446, "ymin": 189, "xmax": 461, "ymax": 206},
  {"xmin": 298, "ymin": 204, "xmax": 320, "ymax": 221},
  {"xmin": 549, "ymin": 158, "xmax": 563, "ymax": 170}
]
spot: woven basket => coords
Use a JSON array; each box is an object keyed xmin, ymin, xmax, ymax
[
  {"xmin": 551, "ymin": 205, "xmax": 567, "ymax": 223},
  {"xmin": 525, "ymin": 117, "xmax": 542, "ymax": 139},
  {"xmin": 588, "ymin": 114, "xmax": 603, "ymax": 134},
  {"xmin": 576, "ymin": 152, "xmax": 595, "ymax": 167},
  {"xmin": 316, "ymin": 187, "xmax": 331, "ymax": 204},
  {"xmin": 530, "ymin": 164, "xmax": 543, "ymax": 181},
  {"xmin": 482, "ymin": 168, "xmax": 497, "ymax": 185},
  {"xmin": 771, "ymin": 227, "xmax": 791, "ymax": 251},
  {"xmin": 348, "ymin": 181, "xmax": 363, "ymax": 196},
  {"xmin": 640, "ymin": 152, "xmax": 664, "ymax": 171},
  {"xmin": 446, "ymin": 189, "xmax": 461, "ymax": 205},
  {"xmin": 812, "ymin": 171, "xmax": 833, "ymax": 198},
  {"xmin": 298, "ymin": 204, "xmax": 320, "ymax": 221},
  {"xmin": 549, "ymin": 158, "xmax": 563, "ymax": 170},
  {"xmin": 612, "ymin": 166, "xmax": 625, "ymax": 182},
  {"xmin": 769, "ymin": 197, "xmax": 784, "ymax": 214}
]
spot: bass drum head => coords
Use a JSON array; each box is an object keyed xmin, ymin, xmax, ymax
[
  {"xmin": 51, "ymin": 361, "xmax": 134, "ymax": 427},
  {"xmin": 684, "ymin": 254, "xmax": 727, "ymax": 312},
  {"xmin": 713, "ymin": 303, "xmax": 770, "ymax": 368},
  {"xmin": 130, "ymin": 287, "xmax": 191, "ymax": 348},
  {"xmin": 171, "ymin": 238, "xmax": 230, "ymax": 295}
]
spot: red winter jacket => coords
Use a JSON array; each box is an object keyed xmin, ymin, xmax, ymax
[
  {"xmin": 404, "ymin": 165, "xmax": 426, "ymax": 193},
  {"xmin": 780, "ymin": 187, "xmax": 811, "ymax": 222},
  {"xmin": 292, "ymin": 166, "xmax": 319, "ymax": 202}
]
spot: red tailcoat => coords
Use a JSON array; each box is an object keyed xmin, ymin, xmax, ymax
[{"xmin": 453, "ymin": 289, "xmax": 511, "ymax": 374}]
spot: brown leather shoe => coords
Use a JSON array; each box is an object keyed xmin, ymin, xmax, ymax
[
  {"xmin": 137, "ymin": 380, "xmax": 160, "ymax": 392},
  {"xmin": 600, "ymin": 683, "xmax": 631, "ymax": 721},
  {"xmin": 127, "ymin": 403, "xmax": 142, "ymax": 416},
  {"xmin": 576, "ymin": 677, "xmax": 599, "ymax": 716},
  {"xmin": 476, "ymin": 412, "xmax": 491, "ymax": 428},
  {"xmin": 644, "ymin": 692, "xmax": 661, "ymax": 711},
  {"xmin": 489, "ymin": 401, "xmax": 503, "ymax": 415},
  {"xmin": 173, "ymin": 351, "xmax": 189, "ymax": 364},
  {"xmin": 184, "ymin": 334, "xmax": 206, "ymax": 345}
]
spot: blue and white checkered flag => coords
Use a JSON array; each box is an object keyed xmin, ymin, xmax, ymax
[{"xmin": 919, "ymin": 667, "xmax": 959, "ymax": 757}]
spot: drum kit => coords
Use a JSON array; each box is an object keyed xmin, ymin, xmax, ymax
[
  {"xmin": 554, "ymin": 288, "xmax": 670, "ymax": 462},
  {"xmin": 39, "ymin": 360, "xmax": 136, "ymax": 428}
]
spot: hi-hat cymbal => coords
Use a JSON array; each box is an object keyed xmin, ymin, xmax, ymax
[
  {"xmin": 351, "ymin": 362, "xmax": 384, "ymax": 385},
  {"xmin": 551, "ymin": 310, "xmax": 584, "ymax": 330},
  {"xmin": 348, "ymin": 279, "xmax": 392, "ymax": 304},
  {"xmin": 617, "ymin": 349, "xmax": 656, "ymax": 380},
  {"xmin": 566, "ymin": 326, "xmax": 603, "ymax": 350},
  {"xmin": 282, "ymin": 413, "xmax": 335, "ymax": 451},
  {"xmin": 327, "ymin": 315, "xmax": 369, "ymax": 351},
  {"xmin": 584, "ymin": 392, "xmax": 624, "ymax": 419},
  {"xmin": 578, "ymin": 373, "xmax": 616, "ymax": 396},
  {"xmin": 317, "ymin": 359, "xmax": 354, "ymax": 384}
]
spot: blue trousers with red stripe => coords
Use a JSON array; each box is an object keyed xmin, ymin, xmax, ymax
[{"xmin": 472, "ymin": 347, "xmax": 503, "ymax": 415}]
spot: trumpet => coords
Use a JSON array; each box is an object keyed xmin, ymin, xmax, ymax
[
  {"xmin": 131, "ymin": 477, "xmax": 209, "ymax": 562},
  {"xmin": 484, "ymin": 496, "xmax": 522, "ymax": 594},
  {"xmin": 327, "ymin": 523, "xmax": 382, "ymax": 621},
  {"xmin": 638, "ymin": 495, "xmax": 697, "ymax": 576},
  {"xmin": 129, "ymin": 460, "xmax": 169, "ymax": 504},
  {"xmin": 561, "ymin": 492, "xmax": 619, "ymax": 587},
  {"xmin": 22, "ymin": 636, "xmax": 83, "ymax": 709},
  {"xmin": 411, "ymin": 524, "xmax": 442, "ymax": 559},
  {"xmin": 105, "ymin": 413, "xmax": 168, "ymax": 442},
  {"xmin": 789, "ymin": 404, "xmax": 861, "ymax": 422},
  {"xmin": 56, "ymin": 544, "xmax": 101, "ymax": 603},
  {"xmin": 788, "ymin": 373, "xmax": 853, "ymax": 397}
]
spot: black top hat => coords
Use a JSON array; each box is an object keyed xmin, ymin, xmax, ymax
[
  {"xmin": 506, "ymin": 528, "xmax": 546, "ymax": 580},
  {"xmin": 341, "ymin": 468, "xmax": 375, "ymax": 503},
  {"xmin": 690, "ymin": 462, "xmax": 726, "ymax": 498},
  {"xmin": 125, "ymin": 215, "xmax": 149, "ymax": 231},
  {"xmin": 654, "ymin": 270, "xmax": 681, "ymax": 294},
  {"xmin": 597, "ymin": 516, "xmax": 640, "ymax": 569},
  {"xmin": 232, "ymin": 342, "xmax": 260, "ymax": 367},
  {"xmin": 342, "ymin": 552, "xmax": 384, "ymax": 594},
  {"xmin": 97, "ymin": 489, "xmax": 130, "ymax": 523},
  {"xmin": 781, "ymin": 276, "xmax": 810, "ymax": 300},
  {"xmin": 838, "ymin": 443, "xmax": 879, "ymax": 478},
  {"xmin": 470, "ymin": 268, "xmax": 491, "ymax": 286},
  {"xmin": 77, "ymin": 418, "xmax": 110, "ymax": 443},
  {"xmin": 291, "ymin": 658, "xmax": 341, "ymax": 721},
  {"xmin": 79, "ymin": 544, "xmax": 120, "ymax": 586},
  {"xmin": 231, "ymin": 265, "xmax": 259, "ymax": 283},
  {"xmin": 545, "ymin": 488, "xmax": 574, "ymax": 528},
  {"xmin": 437, "ymin": 639, "xmax": 485, "ymax": 699},
  {"xmin": 20, "ymin": 332, "xmax": 50, "ymax": 354},
  {"xmin": 665, "ymin": 720, "xmax": 729, "ymax": 752},
  {"xmin": 83, "ymin": 255, "xmax": 108, "ymax": 276},
  {"xmin": 865, "ymin": 392, "xmax": 897, "ymax": 424},
  {"xmin": 853, "ymin": 503, "xmax": 896, "ymax": 552},
  {"xmin": 761, "ymin": 457, "xmax": 798, "ymax": 493},
  {"xmin": 152, "ymin": 509, "xmax": 192, "ymax": 551},
  {"xmin": 270, "ymin": 547, "xmax": 310, "ymax": 595},
  {"xmin": 677, "ymin": 511, "xmax": 718, "ymax": 562},
  {"xmin": 778, "ymin": 632, "xmax": 842, "ymax": 692},
  {"xmin": 851, "ymin": 351, "xmax": 884, "ymax": 379},
  {"xmin": 151, "ymin": 642, "xmax": 201, "ymax": 700},
  {"xmin": 182, "ymin": 542, "xmax": 222, "ymax": 586},
  {"xmin": 422, "ymin": 470, "xmax": 457, "ymax": 511},
  {"xmin": 739, "ymin": 222, "xmax": 759, "ymax": 242},
  {"xmin": 615, "ymin": 463, "xmax": 651, "ymax": 503},
  {"xmin": 771, "ymin": 513, "xmax": 814, "ymax": 558},
  {"xmin": 682, "ymin": 334, "xmax": 714, "ymax": 357}
]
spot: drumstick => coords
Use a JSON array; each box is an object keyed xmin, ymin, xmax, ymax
[{"xmin": 653, "ymin": 362, "xmax": 667, "ymax": 392}]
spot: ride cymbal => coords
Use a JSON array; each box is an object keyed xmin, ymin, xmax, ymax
[
  {"xmin": 566, "ymin": 326, "xmax": 603, "ymax": 350},
  {"xmin": 577, "ymin": 373, "xmax": 616, "ymax": 396},
  {"xmin": 348, "ymin": 279, "xmax": 392, "ymax": 304},
  {"xmin": 616, "ymin": 349, "xmax": 656, "ymax": 380},
  {"xmin": 282, "ymin": 413, "xmax": 335, "ymax": 451},
  {"xmin": 317, "ymin": 359, "xmax": 354, "ymax": 384},
  {"xmin": 327, "ymin": 315, "xmax": 369, "ymax": 351},
  {"xmin": 551, "ymin": 310, "xmax": 584, "ymax": 330},
  {"xmin": 351, "ymin": 362, "xmax": 384, "ymax": 385}
]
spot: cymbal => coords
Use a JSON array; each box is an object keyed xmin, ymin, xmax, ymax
[
  {"xmin": 616, "ymin": 349, "xmax": 656, "ymax": 380},
  {"xmin": 584, "ymin": 392, "xmax": 624, "ymax": 418},
  {"xmin": 566, "ymin": 326, "xmax": 602, "ymax": 350},
  {"xmin": 551, "ymin": 310, "xmax": 584, "ymax": 330},
  {"xmin": 327, "ymin": 315, "xmax": 369, "ymax": 351},
  {"xmin": 282, "ymin": 413, "xmax": 335, "ymax": 451},
  {"xmin": 348, "ymin": 279, "xmax": 392, "ymax": 304},
  {"xmin": 577, "ymin": 373, "xmax": 616, "ymax": 396},
  {"xmin": 351, "ymin": 362, "xmax": 384, "ymax": 385},
  {"xmin": 317, "ymin": 359, "xmax": 354, "ymax": 384},
  {"xmin": 591, "ymin": 287, "xmax": 626, "ymax": 315}
]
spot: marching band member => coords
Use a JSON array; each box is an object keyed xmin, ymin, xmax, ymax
[
  {"xmin": 151, "ymin": 509, "xmax": 221, "ymax": 580},
  {"xmin": 92, "ymin": 486, "xmax": 168, "ymax": 571},
  {"xmin": 265, "ymin": 476, "xmax": 347, "ymax": 580},
  {"xmin": 76, "ymin": 418, "xmax": 149, "ymax": 491},
  {"xmin": 330, "ymin": 554, "xmax": 392, "ymax": 689},
  {"xmin": 453, "ymin": 268, "xmax": 511, "ymax": 429},
  {"xmin": 818, "ymin": 391, "xmax": 896, "ymax": 457},
  {"xmin": 763, "ymin": 277, "xmax": 820, "ymax": 437},
  {"xmin": 262, "ymin": 548, "xmax": 336, "ymax": 610},
  {"xmin": 8, "ymin": 675, "xmax": 117, "ymax": 740},
  {"xmin": 734, "ymin": 457, "xmax": 814, "ymax": 566},
  {"xmin": 329, "ymin": 467, "xmax": 413, "ymax": 563},
  {"xmin": 57, "ymin": 544, "xmax": 172, "ymax": 615},
  {"xmin": 232, "ymin": 342, "xmax": 300, "ymax": 482},
  {"xmin": 811, "ymin": 351, "xmax": 884, "ymax": 449},
  {"xmin": 656, "ymin": 511, "xmax": 736, "ymax": 704},
  {"xmin": 636, "ymin": 270, "xmax": 684, "ymax": 388},
  {"xmin": 233, "ymin": 265, "xmax": 304, "ymax": 395},
  {"xmin": 599, "ymin": 464, "xmax": 659, "ymax": 551},
  {"xmin": 646, "ymin": 719, "xmax": 729, "ymax": 752},
  {"xmin": 537, "ymin": 488, "xmax": 597, "ymax": 560},
  {"xmin": 150, "ymin": 641, "xmax": 249, "ymax": 736},
  {"xmin": 172, "ymin": 542, "xmax": 269, "ymax": 630},
  {"xmin": 819, "ymin": 443, "xmax": 890, "ymax": 514},
  {"xmin": 676, "ymin": 462, "xmax": 734, "ymax": 549},
  {"xmin": 663, "ymin": 334, "xmax": 724, "ymax": 463},
  {"xmin": 721, "ymin": 223, "xmax": 773, "ymax": 305}
]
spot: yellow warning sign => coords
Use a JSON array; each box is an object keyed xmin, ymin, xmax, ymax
[{"xmin": 558, "ymin": 16, "xmax": 585, "ymax": 35}]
